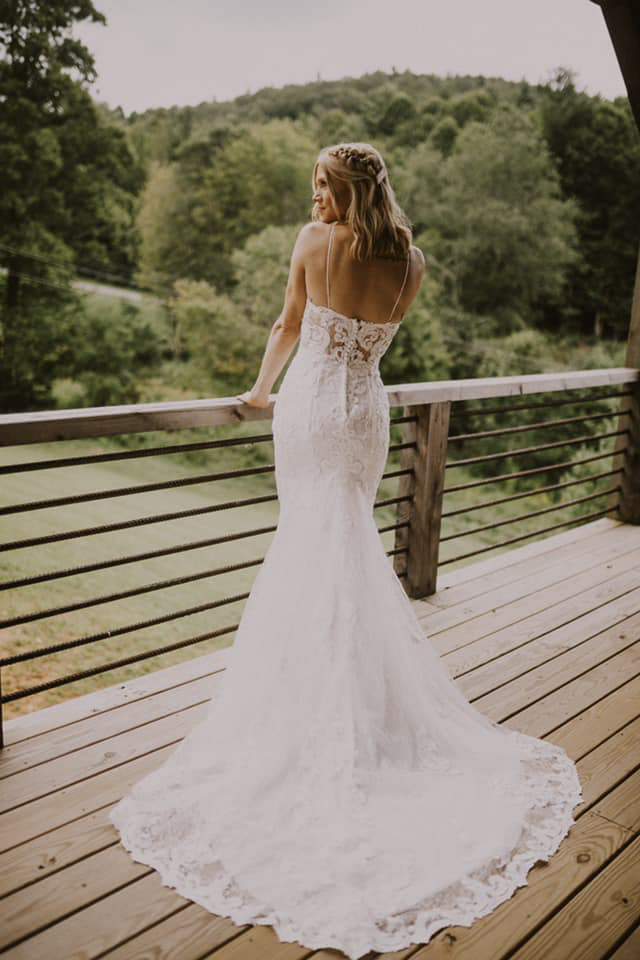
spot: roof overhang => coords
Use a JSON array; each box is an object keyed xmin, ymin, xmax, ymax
[{"xmin": 590, "ymin": 0, "xmax": 640, "ymax": 130}]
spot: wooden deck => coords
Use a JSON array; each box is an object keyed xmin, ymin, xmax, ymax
[{"xmin": 1, "ymin": 515, "xmax": 639, "ymax": 960}]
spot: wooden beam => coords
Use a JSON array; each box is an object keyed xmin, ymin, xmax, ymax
[
  {"xmin": 1, "ymin": 369, "xmax": 638, "ymax": 446},
  {"xmin": 608, "ymin": 243, "xmax": 640, "ymax": 522},
  {"xmin": 590, "ymin": 0, "xmax": 640, "ymax": 131},
  {"xmin": 394, "ymin": 401, "xmax": 451, "ymax": 598}
]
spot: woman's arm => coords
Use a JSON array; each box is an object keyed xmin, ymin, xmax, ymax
[{"xmin": 236, "ymin": 224, "xmax": 311, "ymax": 408}]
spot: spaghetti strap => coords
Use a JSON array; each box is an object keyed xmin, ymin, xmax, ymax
[
  {"xmin": 388, "ymin": 250, "xmax": 411, "ymax": 323},
  {"xmin": 325, "ymin": 221, "xmax": 336, "ymax": 308}
]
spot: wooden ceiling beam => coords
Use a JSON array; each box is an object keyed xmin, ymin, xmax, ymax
[{"xmin": 590, "ymin": 0, "xmax": 640, "ymax": 130}]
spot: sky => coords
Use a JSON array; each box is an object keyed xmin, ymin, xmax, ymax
[{"xmin": 74, "ymin": 0, "xmax": 628, "ymax": 116}]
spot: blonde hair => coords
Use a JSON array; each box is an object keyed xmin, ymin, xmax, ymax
[{"xmin": 311, "ymin": 141, "xmax": 412, "ymax": 261}]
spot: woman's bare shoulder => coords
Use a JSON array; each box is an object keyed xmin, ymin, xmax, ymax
[
  {"xmin": 299, "ymin": 221, "xmax": 328, "ymax": 239},
  {"xmin": 294, "ymin": 221, "xmax": 328, "ymax": 253},
  {"xmin": 410, "ymin": 244, "xmax": 426, "ymax": 268}
]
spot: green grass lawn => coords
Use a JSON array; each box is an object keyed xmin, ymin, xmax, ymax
[{"xmin": 0, "ymin": 425, "xmax": 614, "ymax": 723}]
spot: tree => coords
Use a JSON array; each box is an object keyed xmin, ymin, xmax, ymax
[
  {"xmin": 61, "ymin": 297, "xmax": 162, "ymax": 407},
  {"xmin": 167, "ymin": 279, "xmax": 266, "ymax": 393},
  {"xmin": 426, "ymin": 105, "xmax": 578, "ymax": 331},
  {"xmin": 380, "ymin": 273, "xmax": 451, "ymax": 385},
  {"xmin": 230, "ymin": 223, "xmax": 303, "ymax": 326},
  {"xmin": 538, "ymin": 69, "xmax": 640, "ymax": 338},
  {"xmin": 136, "ymin": 119, "xmax": 317, "ymax": 296},
  {"xmin": 0, "ymin": 0, "xmax": 143, "ymax": 410}
]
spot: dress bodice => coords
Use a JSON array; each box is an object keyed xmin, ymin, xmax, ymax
[{"xmin": 299, "ymin": 297, "xmax": 401, "ymax": 369}]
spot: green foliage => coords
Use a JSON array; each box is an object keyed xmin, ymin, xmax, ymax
[
  {"xmin": 429, "ymin": 115, "xmax": 459, "ymax": 156},
  {"xmin": 538, "ymin": 69, "xmax": 640, "ymax": 338},
  {"xmin": 448, "ymin": 90, "xmax": 495, "ymax": 127},
  {"xmin": 135, "ymin": 120, "xmax": 317, "ymax": 296},
  {"xmin": 316, "ymin": 108, "xmax": 367, "ymax": 147},
  {"xmin": 377, "ymin": 93, "xmax": 418, "ymax": 138},
  {"xmin": 167, "ymin": 278, "xmax": 267, "ymax": 392},
  {"xmin": 230, "ymin": 223, "xmax": 304, "ymax": 326},
  {"xmin": 0, "ymin": 275, "xmax": 79, "ymax": 411},
  {"xmin": 0, "ymin": 0, "xmax": 143, "ymax": 410},
  {"xmin": 58, "ymin": 296, "xmax": 163, "ymax": 407},
  {"xmin": 380, "ymin": 274, "xmax": 451, "ymax": 384},
  {"xmin": 98, "ymin": 66, "xmax": 640, "ymax": 355},
  {"xmin": 2, "ymin": 48, "xmax": 638, "ymax": 416},
  {"xmin": 425, "ymin": 106, "xmax": 579, "ymax": 328}
]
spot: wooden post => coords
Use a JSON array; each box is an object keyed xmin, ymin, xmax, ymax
[
  {"xmin": 393, "ymin": 401, "xmax": 451, "ymax": 597},
  {"xmin": 608, "ymin": 243, "xmax": 640, "ymax": 523}
]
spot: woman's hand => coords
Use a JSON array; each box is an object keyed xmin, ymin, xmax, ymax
[{"xmin": 235, "ymin": 390, "xmax": 271, "ymax": 408}]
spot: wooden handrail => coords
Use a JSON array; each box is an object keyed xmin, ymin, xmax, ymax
[{"xmin": 1, "ymin": 368, "xmax": 638, "ymax": 445}]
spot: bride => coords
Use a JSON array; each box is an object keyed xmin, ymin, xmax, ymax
[{"xmin": 110, "ymin": 141, "xmax": 583, "ymax": 959}]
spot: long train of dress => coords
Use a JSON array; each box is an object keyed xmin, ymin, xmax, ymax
[{"xmin": 109, "ymin": 295, "xmax": 583, "ymax": 959}]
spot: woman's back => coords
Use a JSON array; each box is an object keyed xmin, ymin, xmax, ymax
[{"xmin": 305, "ymin": 220, "xmax": 424, "ymax": 327}]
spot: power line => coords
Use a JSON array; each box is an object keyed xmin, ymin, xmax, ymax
[
  {"xmin": 0, "ymin": 261, "xmax": 610, "ymax": 376},
  {"xmin": 1, "ymin": 269, "xmax": 596, "ymax": 374},
  {"xmin": 0, "ymin": 241, "xmax": 170, "ymax": 290},
  {"xmin": 1, "ymin": 268, "xmax": 92, "ymax": 297},
  {"xmin": 0, "ymin": 267, "xmax": 166, "ymax": 304}
]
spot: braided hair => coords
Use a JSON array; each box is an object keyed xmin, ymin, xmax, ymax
[{"xmin": 311, "ymin": 141, "xmax": 412, "ymax": 261}]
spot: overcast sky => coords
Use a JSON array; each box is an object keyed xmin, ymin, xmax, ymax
[{"xmin": 74, "ymin": 0, "xmax": 627, "ymax": 116}]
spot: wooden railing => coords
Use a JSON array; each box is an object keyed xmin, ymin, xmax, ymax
[{"xmin": 1, "ymin": 366, "xmax": 639, "ymax": 745}]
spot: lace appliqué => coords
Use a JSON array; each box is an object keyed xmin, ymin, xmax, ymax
[{"xmin": 300, "ymin": 299, "xmax": 400, "ymax": 368}]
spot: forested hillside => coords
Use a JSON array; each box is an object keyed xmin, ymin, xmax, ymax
[{"xmin": 1, "ymin": 1, "xmax": 639, "ymax": 414}]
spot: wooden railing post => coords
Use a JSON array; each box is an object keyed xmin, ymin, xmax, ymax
[
  {"xmin": 393, "ymin": 401, "xmax": 451, "ymax": 597},
  {"xmin": 608, "ymin": 242, "xmax": 640, "ymax": 523}
]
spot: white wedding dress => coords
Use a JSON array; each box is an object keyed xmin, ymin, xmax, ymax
[{"xmin": 110, "ymin": 222, "xmax": 583, "ymax": 959}]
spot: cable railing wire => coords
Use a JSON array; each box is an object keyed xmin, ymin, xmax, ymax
[{"xmin": 1, "ymin": 373, "xmax": 633, "ymax": 734}]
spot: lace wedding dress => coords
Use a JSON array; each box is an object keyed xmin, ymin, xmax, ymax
[{"xmin": 110, "ymin": 222, "xmax": 583, "ymax": 959}]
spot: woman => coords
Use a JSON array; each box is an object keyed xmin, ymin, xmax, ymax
[
  {"xmin": 235, "ymin": 142, "xmax": 424, "ymax": 409},
  {"xmin": 110, "ymin": 142, "xmax": 582, "ymax": 960}
]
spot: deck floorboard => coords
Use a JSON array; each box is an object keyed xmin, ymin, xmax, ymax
[{"xmin": 2, "ymin": 517, "xmax": 638, "ymax": 960}]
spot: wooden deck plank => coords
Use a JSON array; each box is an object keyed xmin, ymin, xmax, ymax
[
  {"xmin": 465, "ymin": 622, "xmax": 640, "ymax": 720},
  {"xmin": 2, "ymin": 647, "xmax": 231, "ymax": 745},
  {"xmin": 498, "ymin": 643, "xmax": 640, "ymax": 735},
  {"xmin": 2, "ymin": 627, "xmax": 637, "ymax": 851},
  {"xmin": 418, "ymin": 532, "xmax": 640, "ymax": 639},
  {"xmin": 1, "ymin": 517, "xmax": 638, "ymax": 960},
  {"xmin": 419, "ymin": 520, "xmax": 640, "ymax": 622},
  {"xmin": 457, "ymin": 604, "xmax": 640, "ymax": 702},
  {"xmin": 0, "ymin": 701, "xmax": 208, "ymax": 814},
  {"xmin": 186, "ymin": 925, "xmax": 314, "ymax": 959},
  {"xmin": 4, "ymin": 672, "xmax": 638, "ymax": 900},
  {"xmin": 392, "ymin": 771, "xmax": 640, "ymax": 960},
  {"xmin": 550, "ymin": 674, "xmax": 640, "ymax": 759},
  {"xmin": 0, "ymin": 746, "xmax": 176, "ymax": 852},
  {"xmin": 0, "ymin": 804, "xmax": 118, "ymax": 898},
  {"xmin": 8, "ymin": 526, "xmax": 635, "ymax": 768},
  {"xmin": 2, "ymin": 697, "xmax": 637, "ymax": 956},
  {"xmin": 433, "ymin": 568, "xmax": 640, "ymax": 663},
  {"xmin": 3, "ymin": 731, "xmax": 636, "ymax": 960},
  {"xmin": 429, "ymin": 517, "xmax": 622, "ymax": 598},
  {"xmin": 1, "ymin": 845, "xmax": 152, "ymax": 952},
  {"xmin": 95, "ymin": 905, "xmax": 249, "ymax": 960},
  {"xmin": 609, "ymin": 925, "xmax": 640, "ymax": 960},
  {"xmin": 506, "ymin": 836, "xmax": 640, "ymax": 960},
  {"xmin": 568, "ymin": 718, "xmax": 640, "ymax": 812},
  {"xmin": 0, "ymin": 872, "xmax": 193, "ymax": 960},
  {"xmin": 0, "ymin": 672, "xmax": 219, "ymax": 779}
]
